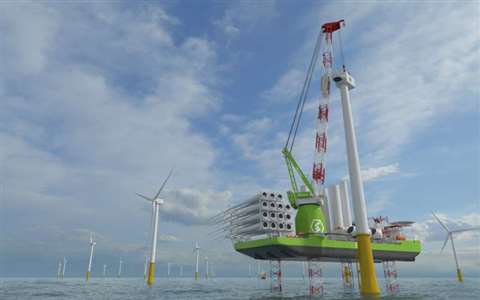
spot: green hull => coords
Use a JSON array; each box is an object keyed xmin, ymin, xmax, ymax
[{"xmin": 234, "ymin": 236, "xmax": 421, "ymax": 262}]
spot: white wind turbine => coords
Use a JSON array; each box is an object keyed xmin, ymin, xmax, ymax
[
  {"xmin": 57, "ymin": 260, "xmax": 62, "ymax": 279},
  {"xmin": 86, "ymin": 233, "xmax": 96, "ymax": 282},
  {"xmin": 205, "ymin": 257, "xmax": 209, "ymax": 279},
  {"xmin": 62, "ymin": 257, "xmax": 67, "ymax": 279},
  {"xmin": 144, "ymin": 255, "xmax": 148, "ymax": 280},
  {"xmin": 432, "ymin": 212, "xmax": 480, "ymax": 282},
  {"xmin": 118, "ymin": 259, "xmax": 123, "ymax": 277},
  {"xmin": 136, "ymin": 169, "xmax": 173, "ymax": 285},
  {"xmin": 194, "ymin": 241, "xmax": 200, "ymax": 280}
]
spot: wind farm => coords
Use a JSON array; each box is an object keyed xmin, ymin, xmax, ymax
[{"xmin": 1, "ymin": 2, "xmax": 478, "ymax": 300}]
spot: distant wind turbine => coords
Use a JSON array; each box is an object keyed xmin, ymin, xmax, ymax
[
  {"xmin": 118, "ymin": 260, "xmax": 123, "ymax": 277},
  {"xmin": 144, "ymin": 256, "xmax": 148, "ymax": 280},
  {"xmin": 86, "ymin": 233, "xmax": 96, "ymax": 282},
  {"xmin": 57, "ymin": 260, "xmax": 62, "ymax": 279},
  {"xmin": 432, "ymin": 212, "xmax": 480, "ymax": 282},
  {"xmin": 205, "ymin": 257, "xmax": 209, "ymax": 279},
  {"xmin": 194, "ymin": 241, "xmax": 200, "ymax": 280},
  {"xmin": 62, "ymin": 257, "xmax": 67, "ymax": 279},
  {"xmin": 103, "ymin": 264, "xmax": 107, "ymax": 277},
  {"xmin": 136, "ymin": 168, "xmax": 173, "ymax": 285}
]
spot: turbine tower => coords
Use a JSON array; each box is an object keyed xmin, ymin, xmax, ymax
[
  {"xmin": 136, "ymin": 168, "xmax": 173, "ymax": 286},
  {"xmin": 144, "ymin": 256, "xmax": 148, "ymax": 280},
  {"xmin": 194, "ymin": 241, "xmax": 200, "ymax": 280},
  {"xmin": 205, "ymin": 257, "xmax": 209, "ymax": 279},
  {"xmin": 118, "ymin": 260, "xmax": 123, "ymax": 277},
  {"xmin": 432, "ymin": 212, "xmax": 480, "ymax": 282},
  {"xmin": 57, "ymin": 260, "xmax": 62, "ymax": 279},
  {"xmin": 103, "ymin": 264, "xmax": 107, "ymax": 277},
  {"xmin": 86, "ymin": 233, "xmax": 96, "ymax": 282},
  {"xmin": 62, "ymin": 257, "xmax": 67, "ymax": 279},
  {"xmin": 332, "ymin": 55, "xmax": 380, "ymax": 294},
  {"xmin": 167, "ymin": 262, "xmax": 171, "ymax": 277}
]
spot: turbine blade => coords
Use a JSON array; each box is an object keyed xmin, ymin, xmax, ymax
[
  {"xmin": 451, "ymin": 227, "xmax": 480, "ymax": 234},
  {"xmin": 136, "ymin": 193, "xmax": 153, "ymax": 202},
  {"xmin": 440, "ymin": 234, "xmax": 449, "ymax": 252},
  {"xmin": 432, "ymin": 212, "xmax": 449, "ymax": 232},
  {"xmin": 153, "ymin": 168, "xmax": 174, "ymax": 199}
]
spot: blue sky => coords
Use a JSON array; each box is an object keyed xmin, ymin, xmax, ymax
[{"xmin": 0, "ymin": 1, "xmax": 478, "ymax": 278}]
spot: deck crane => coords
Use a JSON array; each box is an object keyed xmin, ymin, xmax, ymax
[{"xmin": 283, "ymin": 20, "xmax": 381, "ymax": 295}]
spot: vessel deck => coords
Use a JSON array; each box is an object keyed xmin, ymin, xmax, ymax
[{"xmin": 234, "ymin": 236, "xmax": 421, "ymax": 262}]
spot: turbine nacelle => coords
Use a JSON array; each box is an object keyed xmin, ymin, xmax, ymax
[{"xmin": 89, "ymin": 233, "xmax": 96, "ymax": 246}]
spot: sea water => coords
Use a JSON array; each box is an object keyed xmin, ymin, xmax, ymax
[{"xmin": 1, "ymin": 277, "xmax": 478, "ymax": 299}]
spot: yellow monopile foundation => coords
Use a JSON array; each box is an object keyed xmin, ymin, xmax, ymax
[
  {"xmin": 456, "ymin": 268, "xmax": 463, "ymax": 282},
  {"xmin": 195, "ymin": 271, "xmax": 199, "ymax": 280},
  {"xmin": 147, "ymin": 263, "xmax": 155, "ymax": 286},
  {"xmin": 86, "ymin": 271, "xmax": 90, "ymax": 282},
  {"xmin": 357, "ymin": 234, "xmax": 380, "ymax": 295}
]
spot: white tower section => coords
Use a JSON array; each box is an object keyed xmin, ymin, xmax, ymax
[
  {"xmin": 339, "ymin": 179, "xmax": 353, "ymax": 228},
  {"xmin": 323, "ymin": 187, "xmax": 333, "ymax": 232},
  {"xmin": 328, "ymin": 184, "xmax": 344, "ymax": 231}
]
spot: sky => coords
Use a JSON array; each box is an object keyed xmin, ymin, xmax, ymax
[{"xmin": 0, "ymin": 1, "xmax": 479, "ymax": 278}]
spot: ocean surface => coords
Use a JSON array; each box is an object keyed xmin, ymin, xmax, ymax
[{"xmin": 1, "ymin": 277, "xmax": 478, "ymax": 300}]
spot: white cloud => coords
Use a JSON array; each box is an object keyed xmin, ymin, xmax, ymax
[
  {"xmin": 360, "ymin": 163, "xmax": 400, "ymax": 182},
  {"xmin": 214, "ymin": 1, "xmax": 278, "ymax": 42},
  {"xmin": 0, "ymin": 3, "xmax": 233, "ymax": 266},
  {"xmin": 261, "ymin": 69, "xmax": 304, "ymax": 103},
  {"xmin": 160, "ymin": 189, "xmax": 232, "ymax": 225},
  {"xmin": 0, "ymin": 3, "xmax": 57, "ymax": 76}
]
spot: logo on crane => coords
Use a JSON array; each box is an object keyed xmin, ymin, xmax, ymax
[{"xmin": 311, "ymin": 219, "xmax": 325, "ymax": 233}]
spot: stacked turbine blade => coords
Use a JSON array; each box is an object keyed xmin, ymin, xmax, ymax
[{"xmin": 214, "ymin": 191, "xmax": 294, "ymax": 241}]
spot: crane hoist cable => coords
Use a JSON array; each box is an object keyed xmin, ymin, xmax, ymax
[{"xmin": 285, "ymin": 30, "xmax": 323, "ymax": 152}]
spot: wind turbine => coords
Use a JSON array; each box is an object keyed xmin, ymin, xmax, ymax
[
  {"xmin": 57, "ymin": 260, "xmax": 62, "ymax": 279},
  {"xmin": 144, "ymin": 256, "xmax": 148, "ymax": 280},
  {"xmin": 194, "ymin": 241, "xmax": 200, "ymax": 280},
  {"xmin": 205, "ymin": 257, "xmax": 209, "ymax": 279},
  {"xmin": 86, "ymin": 233, "xmax": 96, "ymax": 282},
  {"xmin": 118, "ymin": 260, "xmax": 123, "ymax": 277},
  {"xmin": 136, "ymin": 168, "xmax": 173, "ymax": 285},
  {"xmin": 103, "ymin": 264, "xmax": 107, "ymax": 277},
  {"xmin": 432, "ymin": 212, "xmax": 480, "ymax": 282},
  {"xmin": 62, "ymin": 257, "xmax": 67, "ymax": 279}
]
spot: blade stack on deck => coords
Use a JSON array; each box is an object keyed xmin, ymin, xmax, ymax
[{"xmin": 213, "ymin": 192, "xmax": 294, "ymax": 241}]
